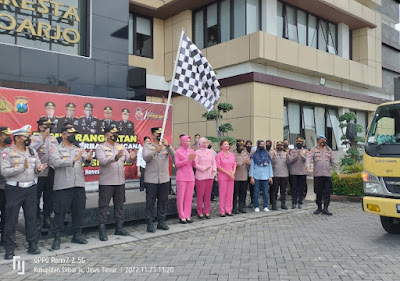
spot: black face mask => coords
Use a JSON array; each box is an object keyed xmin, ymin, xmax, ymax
[
  {"xmin": 208, "ymin": 145, "xmax": 212, "ymax": 149},
  {"xmin": 283, "ymin": 144, "xmax": 289, "ymax": 148},
  {"xmin": 265, "ymin": 145, "xmax": 271, "ymax": 151},
  {"xmin": 110, "ymin": 135, "xmax": 118, "ymax": 142},
  {"xmin": 156, "ymin": 135, "xmax": 161, "ymax": 141},
  {"xmin": 246, "ymin": 146, "xmax": 252, "ymax": 153},
  {"xmin": 67, "ymin": 135, "xmax": 76, "ymax": 144},
  {"xmin": 296, "ymin": 143, "xmax": 303, "ymax": 149},
  {"xmin": 258, "ymin": 146, "xmax": 265, "ymax": 150},
  {"xmin": 321, "ymin": 141, "xmax": 327, "ymax": 147},
  {"xmin": 237, "ymin": 148, "xmax": 244, "ymax": 153},
  {"xmin": 3, "ymin": 137, "xmax": 12, "ymax": 145},
  {"xmin": 277, "ymin": 147, "xmax": 283, "ymax": 151},
  {"xmin": 23, "ymin": 138, "xmax": 31, "ymax": 147}
]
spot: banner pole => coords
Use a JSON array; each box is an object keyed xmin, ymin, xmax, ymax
[{"xmin": 159, "ymin": 28, "xmax": 185, "ymax": 144}]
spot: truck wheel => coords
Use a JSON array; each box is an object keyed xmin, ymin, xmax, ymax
[{"xmin": 380, "ymin": 216, "xmax": 400, "ymax": 234}]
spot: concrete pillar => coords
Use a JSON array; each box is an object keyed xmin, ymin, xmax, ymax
[
  {"xmin": 262, "ymin": 0, "xmax": 277, "ymax": 36},
  {"xmin": 338, "ymin": 23, "xmax": 350, "ymax": 59}
]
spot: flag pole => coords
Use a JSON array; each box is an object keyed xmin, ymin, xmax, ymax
[{"xmin": 159, "ymin": 28, "xmax": 185, "ymax": 144}]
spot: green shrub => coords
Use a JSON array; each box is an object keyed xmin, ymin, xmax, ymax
[
  {"xmin": 332, "ymin": 173, "xmax": 363, "ymax": 197},
  {"xmin": 340, "ymin": 163, "xmax": 363, "ymax": 174}
]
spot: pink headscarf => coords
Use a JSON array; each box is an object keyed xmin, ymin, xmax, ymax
[
  {"xmin": 180, "ymin": 135, "xmax": 191, "ymax": 150},
  {"xmin": 198, "ymin": 137, "xmax": 208, "ymax": 150}
]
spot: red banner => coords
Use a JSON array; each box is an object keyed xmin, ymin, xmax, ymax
[{"xmin": 0, "ymin": 87, "xmax": 173, "ymax": 182}]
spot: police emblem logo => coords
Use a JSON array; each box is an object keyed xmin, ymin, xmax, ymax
[
  {"xmin": 15, "ymin": 96, "xmax": 29, "ymax": 114},
  {"xmin": 1, "ymin": 152, "xmax": 7, "ymax": 159}
]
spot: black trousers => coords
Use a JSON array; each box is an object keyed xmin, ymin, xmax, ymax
[
  {"xmin": 4, "ymin": 184, "xmax": 38, "ymax": 252},
  {"xmin": 211, "ymin": 179, "xmax": 219, "ymax": 200},
  {"xmin": 0, "ymin": 188, "xmax": 5, "ymax": 242},
  {"xmin": 234, "ymin": 181, "xmax": 247, "ymax": 210},
  {"xmin": 53, "ymin": 187, "xmax": 86, "ymax": 235},
  {"xmin": 291, "ymin": 175, "xmax": 307, "ymax": 205},
  {"xmin": 248, "ymin": 177, "xmax": 254, "ymax": 204},
  {"xmin": 271, "ymin": 177, "xmax": 289, "ymax": 203},
  {"xmin": 314, "ymin": 176, "xmax": 332, "ymax": 207},
  {"xmin": 145, "ymin": 182, "xmax": 169, "ymax": 222},
  {"xmin": 139, "ymin": 167, "xmax": 146, "ymax": 191},
  {"xmin": 36, "ymin": 168, "xmax": 54, "ymax": 219},
  {"xmin": 97, "ymin": 184, "xmax": 126, "ymax": 224}
]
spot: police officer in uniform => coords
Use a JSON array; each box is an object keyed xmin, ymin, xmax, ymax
[
  {"xmin": 98, "ymin": 106, "xmax": 117, "ymax": 134},
  {"xmin": 0, "ymin": 127, "xmax": 12, "ymax": 246},
  {"xmin": 1, "ymin": 125, "xmax": 47, "ymax": 259},
  {"xmin": 31, "ymin": 118, "xmax": 59, "ymax": 230},
  {"xmin": 41, "ymin": 102, "xmax": 58, "ymax": 133},
  {"xmin": 78, "ymin": 103, "xmax": 98, "ymax": 135},
  {"xmin": 143, "ymin": 127, "xmax": 175, "ymax": 233},
  {"xmin": 57, "ymin": 103, "xmax": 79, "ymax": 131},
  {"xmin": 50, "ymin": 127, "xmax": 93, "ymax": 250},
  {"xmin": 306, "ymin": 135, "xmax": 339, "ymax": 216},
  {"xmin": 118, "ymin": 108, "xmax": 134, "ymax": 135},
  {"xmin": 95, "ymin": 127, "xmax": 137, "ymax": 241},
  {"xmin": 289, "ymin": 137, "xmax": 308, "ymax": 209},
  {"xmin": 271, "ymin": 141, "xmax": 291, "ymax": 210}
]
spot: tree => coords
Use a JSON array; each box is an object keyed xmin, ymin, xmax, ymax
[{"xmin": 202, "ymin": 102, "xmax": 236, "ymax": 145}]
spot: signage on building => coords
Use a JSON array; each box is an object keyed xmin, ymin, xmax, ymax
[{"xmin": 0, "ymin": 87, "xmax": 173, "ymax": 182}]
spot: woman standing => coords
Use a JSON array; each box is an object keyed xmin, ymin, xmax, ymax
[
  {"xmin": 175, "ymin": 135, "xmax": 196, "ymax": 224},
  {"xmin": 216, "ymin": 140, "xmax": 236, "ymax": 216},
  {"xmin": 249, "ymin": 140, "xmax": 273, "ymax": 212},
  {"xmin": 194, "ymin": 138, "xmax": 216, "ymax": 219}
]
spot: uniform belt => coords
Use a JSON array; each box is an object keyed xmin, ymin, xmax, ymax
[{"xmin": 6, "ymin": 181, "xmax": 36, "ymax": 188}]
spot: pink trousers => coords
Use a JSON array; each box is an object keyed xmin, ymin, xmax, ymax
[
  {"xmin": 195, "ymin": 179, "xmax": 213, "ymax": 215},
  {"xmin": 218, "ymin": 180, "xmax": 234, "ymax": 214},
  {"xmin": 176, "ymin": 181, "xmax": 194, "ymax": 219}
]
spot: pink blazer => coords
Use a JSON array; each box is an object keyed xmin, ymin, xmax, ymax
[
  {"xmin": 195, "ymin": 148, "xmax": 216, "ymax": 180},
  {"xmin": 175, "ymin": 147, "xmax": 195, "ymax": 182}
]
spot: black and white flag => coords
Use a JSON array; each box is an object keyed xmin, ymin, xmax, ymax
[{"xmin": 172, "ymin": 34, "xmax": 221, "ymax": 112}]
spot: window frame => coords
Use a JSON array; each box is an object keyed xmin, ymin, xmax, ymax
[{"xmin": 130, "ymin": 13, "xmax": 154, "ymax": 59}]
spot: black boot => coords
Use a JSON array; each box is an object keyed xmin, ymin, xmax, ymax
[
  {"xmin": 298, "ymin": 203, "xmax": 303, "ymax": 209},
  {"xmin": 4, "ymin": 249, "xmax": 14, "ymax": 260},
  {"xmin": 52, "ymin": 233, "xmax": 61, "ymax": 250},
  {"xmin": 239, "ymin": 203, "xmax": 247, "ymax": 213},
  {"xmin": 233, "ymin": 208, "xmax": 239, "ymax": 214},
  {"xmin": 71, "ymin": 233, "xmax": 88, "ymax": 244},
  {"xmin": 115, "ymin": 221, "xmax": 130, "ymax": 236},
  {"xmin": 27, "ymin": 242, "xmax": 41, "ymax": 255},
  {"xmin": 98, "ymin": 224, "xmax": 108, "ymax": 241},
  {"xmin": 322, "ymin": 205, "xmax": 333, "ymax": 216},
  {"xmin": 314, "ymin": 205, "xmax": 323, "ymax": 214},
  {"xmin": 281, "ymin": 200, "xmax": 288, "ymax": 210},
  {"xmin": 292, "ymin": 203, "xmax": 296, "ymax": 209},
  {"xmin": 147, "ymin": 221, "xmax": 155, "ymax": 233},
  {"xmin": 272, "ymin": 202, "xmax": 278, "ymax": 211},
  {"xmin": 157, "ymin": 220, "xmax": 169, "ymax": 230}
]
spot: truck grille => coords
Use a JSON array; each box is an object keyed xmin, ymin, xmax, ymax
[{"xmin": 384, "ymin": 177, "xmax": 400, "ymax": 194}]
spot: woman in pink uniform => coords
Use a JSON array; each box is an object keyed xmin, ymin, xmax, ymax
[
  {"xmin": 175, "ymin": 135, "xmax": 196, "ymax": 224},
  {"xmin": 216, "ymin": 140, "xmax": 236, "ymax": 216},
  {"xmin": 194, "ymin": 138, "xmax": 216, "ymax": 219}
]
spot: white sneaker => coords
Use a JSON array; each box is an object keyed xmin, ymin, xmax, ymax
[
  {"xmin": 264, "ymin": 207, "xmax": 270, "ymax": 212},
  {"xmin": 254, "ymin": 207, "xmax": 260, "ymax": 212}
]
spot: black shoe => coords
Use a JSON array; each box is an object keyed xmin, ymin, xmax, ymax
[
  {"xmin": 157, "ymin": 221, "xmax": 169, "ymax": 230},
  {"xmin": 147, "ymin": 223, "xmax": 155, "ymax": 233},
  {"xmin": 197, "ymin": 215, "xmax": 204, "ymax": 220},
  {"xmin": 205, "ymin": 215, "xmax": 210, "ymax": 219},
  {"xmin": 186, "ymin": 219, "xmax": 193, "ymax": 223},
  {"xmin": 322, "ymin": 209, "xmax": 333, "ymax": 216},
  {"xmin": 71, "ymin": 234, "xmax": 88, "ymax": 244},
  {"xmin": 52, "ymin": 234, "xmax": 61, "ymax": 250},
  {"xmin": 314, "ymin": 208, "xmax": 323, "ymax": 214},
  {"xmin": 180, "ymin": 219, "xmax": 187, "ymax": 224},
  {"xmin": 226, "ymin": 213, "xmax": 233, "ymax": 216},
  {"xmin": 115, "ymin": 222, "xmax": 130, "ymax": 236},
  {"xmin": 281, "ymin": 202, "xmax": 288, "ymax": 210},
  {"xmin": 272, "ymin": 204, "xmax": 278, "ymax": 211},
  {"xmin": 233, "ymin": 209, "xmax": 240, "ymax": 214},
  {"xmin": 239, "ymin": 208, "xmax": 247, "ymax": 213},
  {"xmin": 292, "ymin": 204, "xmax": 296, "ymax": 209},
  {"xmin": 27, "ymin": 242, "xmax": 41, "ymax": 255},
  {"xmin": 298, "ymin": 204, "xmax": 303, "ymax": 209},
  {"xmin": 4, "ymin": 251, "xmax": 14, "ymax": 260},
  {"xmin": 247, "ymin": 203, "xmax": 254, "ymax": 208},
  {"xmin": 98, "ymin": 224, "xmax": 108, "ymax": 241},
  {"xmin": 220, "ymin": 213, "xmax": 226, "ymax": 217}
]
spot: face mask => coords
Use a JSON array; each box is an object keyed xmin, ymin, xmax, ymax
[
  {"xmin": 258, "ymin": 146, "xmax": 265, "ymax": 150},
  {"xmin": 265, "ymin": 145, "xmax": 271, "ymax": 151},
  {"xmin": 110, "ymin": 135, "xmax": 118, "ymax": 142},
  {"xmin": 246, "ymin": 146, "xmax": 252, "ymax": 153},
  {"xmin": 277, "ymin": 147, "xmax": 283, "ymax": 151},
  {"xmin": 283, "ymin": 144, "xmax": 289, "ymax": 148},
  {"xmin": 237, "ymin": 148, "xmax": 244, "ymax": 153},
  {"xmin": 321, "ymin": 141, "xmax": 326, "ymax": 147},
  {"xmin": 222, "ymin": 144, "xmax": 229, "ymax": 151},
  {"xmin": 23, "ymin": 138, "xmax": 31, "ymax": 146},
  {"xmin": 296, "ymin": 143, "xmax": 302, "ymax": 149},
  {"xmin": 4, "ymin": 137, "xmax": 12, "ymax": 145},
  {"xmin": 67, "ymin": 135, "xmax": 76, "ymax": 144},
  {"xmin": 156, "ymin": 135, "xmax": 161, "ymax": 141},
  {"xmin": 208, "ymin": 145, "xmax": 212, "ymax": 149}
]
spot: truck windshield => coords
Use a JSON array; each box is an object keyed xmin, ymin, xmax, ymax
[{"xmin": 367, "ymin": 104, "xmax": 400, "ymax": 146}]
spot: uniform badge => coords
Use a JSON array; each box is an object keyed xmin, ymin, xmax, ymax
[
  {"xmin": 0, "ymin": 95, "xmax": 12, "ymax": 113},
  {"xmin": 1, "ymin": 152, "xmax": 7, "ymax": 159}
]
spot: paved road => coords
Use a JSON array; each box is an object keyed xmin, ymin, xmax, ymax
[{"xmin": 0, "ymin": 201, "xmax": 399, "ymax": 281}]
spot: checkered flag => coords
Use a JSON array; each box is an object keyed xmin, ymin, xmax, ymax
[{"xmin": 172, "ymin": 34, "xmax": 220, "ymax": 112}]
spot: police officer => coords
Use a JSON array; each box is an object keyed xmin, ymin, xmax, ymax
[
  {"xmin": 31, "ymin": 118, "xmax": 58, "ymax": 230},
  {"xmin": 233, "ymin": 139, "xmax": 250, "ymax": 214},
  {"xmin": 0, "ymin": 127, "xmax": 12, "ymax": 246},
  {"xmin": 143, "ymin": 127, "xmax": 175, "ymax": 233},
  {"xmin": 290, "ymin": 137, "xmax": 308, "ymax": 209},
  {"xmin": 95, "ymin": 127, "xmax": 137, "ymax": 241},
  {"xmin": 98, "ymin": 106, "xmax": 117, "ymax": 134},
  {"xmin": 306, "ymin": 135, "xmax": 339, "ymax": 215},
  {"xmin": 41, "ymin": 102, "xmax": 58, "ymax": 133},
  {"xmin": 50, "ymin": 127, "xmax": 93, "ymax": 250},
  {"xmin": 78, "ymin": 103, "xmax": 98, "ymax": 135},
  {"xmin": 271, "ymin": 141, "xmax": 290, "ymax": 210},
  {"xmin": 118, "ymin": 108, "xmax": 134, "ymax": 135},
  {"xmin": 1, "ymin": 125, "xmax": 47, "ymax": 259},
  {"xmin": 57, "ymin": 103, "xmax": 78, "ymax": 131}
]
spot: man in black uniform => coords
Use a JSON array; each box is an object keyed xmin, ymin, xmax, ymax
[
  {"xmin": 0, "ymin": 127, "xmax": 12, "ymax": 246},
  {"xmin": 78, "ymin": 103, "xmax": 98, "ymax": 135},
  {"xmin": 98, "ymin": 106, "xmax": 117, "ymax": 134},
  {"xmin": 41, "ymin": 102, "xmax": 58, "ymax": 132},
  {"xmin": 57, "ymin": 103, "xmax": 78, "ymax": 131},
  {"xmin": 118, "ymin": 108, "xmax": 134, "ymax": 135}
]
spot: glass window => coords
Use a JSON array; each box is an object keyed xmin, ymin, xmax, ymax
[
  {"xmin": 297, "ymin": 10, "xmax": 307, "ymax": 46},
  {"xmin": 287, "ymin": 6, "xmax": 297, "ymax": 42},
  {"xmin": 284, "ymin": 104, "xmax": 289, "ymax": 140},
  {"xmin": 328, "ymin": 109, "xmax": 341, "ymax": 150},
  {"xmin": 303, "ymin": 106, "xmax": 316, "ymax": 148},
  {"xmin": 327, "ymin": 23, "xmax": 337, "ymax": 54},
  {"xmin": 129, "ymin": 13, "xmax": 134, "ymax": 54},
  {"xmin": 233, "ymin": 0, "xmax": 246, "ymax": 39},
  {"xmin": 308, "ymin": 14, "xmax": 317, "ymax": 48},
  {"xmin": 220, "ymin": 0, "xmax": 231, "ymax": 43},
  {"xmin": 194, "ymin": 10, "xmax": 204, "ymax": 49},
  {"xmin": 318, "ymin": 19, "xmax": 328, "ymax": 52},
  {"xmin": 277, "ymin": 1, "xmax": 284, "ymax": 38},
  {"xmin": 288, "ymin": 102, "xmax": 301, "ymax": 144},
  {"xmin": 246, "ymin": 0, "xmax": 260, "ymax": 34},
  {"xmin": 134, "ymin": 16, "xmax": 152, "ymax": 58},
  {"xmin": 356, "ymin": 111, "xmax": 367, "ymax": 138},
  {"xmin": 315, "ymin": 106, "xmax": 326, "ymax": 136},
  {"xmin": 207, "ymin": 3, "xmax": 218, "ymax": 47}
]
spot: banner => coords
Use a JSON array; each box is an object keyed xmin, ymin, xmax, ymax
[{"xmin": 0, "ymin": 87, "xmax": 173, "ymax": 182}]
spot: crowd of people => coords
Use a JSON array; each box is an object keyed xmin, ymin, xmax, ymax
[{"xmin": 0, "ymin": 120, "xmax": 339, "ymax": 261}]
